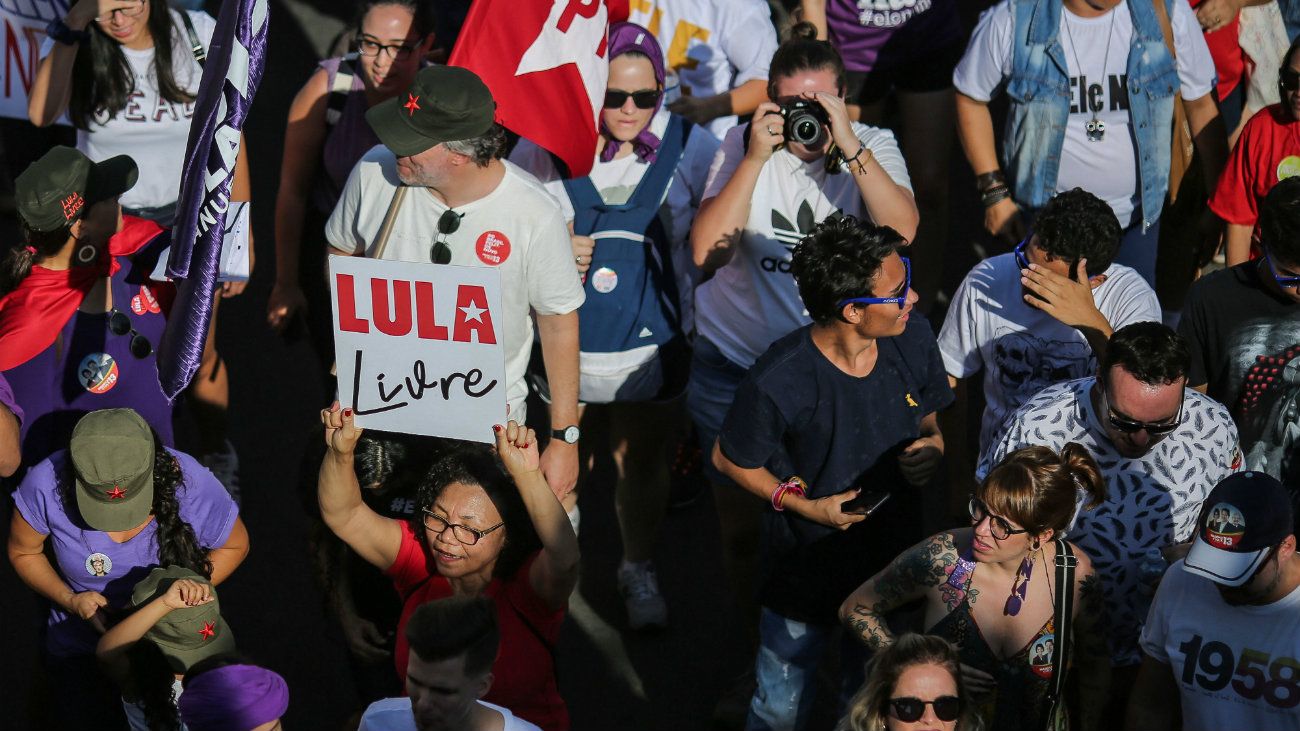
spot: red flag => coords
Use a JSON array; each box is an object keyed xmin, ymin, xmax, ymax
[{"xmin": 450, "ymin": 0, "xmax": 629, "ymax": 178}]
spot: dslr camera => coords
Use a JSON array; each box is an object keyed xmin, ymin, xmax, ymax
[{"xmin": 779, "ymin": 100, "xmax": 829, "ymax": 147}]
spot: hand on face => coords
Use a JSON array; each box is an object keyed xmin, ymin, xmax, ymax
[{"xmin": 1020, "ymin": 258, "xmax": 1108, "ymax": 332}]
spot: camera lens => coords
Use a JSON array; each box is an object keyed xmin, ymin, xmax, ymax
[{"xmin": 787, "ymin": 111, "xmax": 825, "ymax": 147}]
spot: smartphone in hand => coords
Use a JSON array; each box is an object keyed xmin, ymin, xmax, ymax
[{"xmin": 842, "ymin": 489, "xmax": 891, "ymax": 517}]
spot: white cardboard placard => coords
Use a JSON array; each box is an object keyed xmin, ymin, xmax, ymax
[{"xmin": 329, "ymin": 255, "xmax": 506, "ymax": 444}]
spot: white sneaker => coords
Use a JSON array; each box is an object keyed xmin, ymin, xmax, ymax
[
  {"xmin": 201, "ymin": 440, "xmax": 241, "ymax": 505},
  {"xmin": 617, "ymin": 561, "xmax": 667, "ymax": 630}
]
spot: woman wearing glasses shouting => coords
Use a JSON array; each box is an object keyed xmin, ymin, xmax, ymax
[
  {"xmin": 841, "ymin": 444, "xmax": 1111, "ymax": 731},
  {"xmin": 267, "ymin": 0, "xmax": 434, "ymax": 360},
  {"xmin": 318, "ymin": 404, "xmax": 579, "ymax": 731}
]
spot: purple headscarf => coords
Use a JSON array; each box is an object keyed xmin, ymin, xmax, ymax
[
  {"xmin": 599, "ymin": 22, "xmax": 667, "ymax": 164},
  {"xmin": 178, "ymin": 664, "xmax": 290, "ymax": 731}
]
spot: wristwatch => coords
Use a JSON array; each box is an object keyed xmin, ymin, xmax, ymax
[
  {"xmin": 46, "ymin": 18, "xmax": 90, "ymax": 45},
  {"xmin": 551, "ymin": 425, "xmax": 580, "ymax": 444}
]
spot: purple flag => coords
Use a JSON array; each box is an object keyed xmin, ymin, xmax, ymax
[{"xmin": 157, "ymin": 0, "xmax": 269, "ymax": 399}]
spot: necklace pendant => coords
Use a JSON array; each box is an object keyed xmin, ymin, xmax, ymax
[{"xmin": 1086, "ymin": 117, "xmax": 1106, "ymax": 142}]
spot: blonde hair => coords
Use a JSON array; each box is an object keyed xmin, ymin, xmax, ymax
[{"xmin": 837, "ymin": 634, "xmax": 982, "ymax": 731}]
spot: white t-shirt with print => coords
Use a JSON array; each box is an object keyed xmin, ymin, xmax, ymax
[
  {"xmin": 695, "ymin": 121, "xmax": 913, "ymax": 369},
  {"xmin": 953, "ymin": 0, "xmax": 1214, "ymax": 226},
  {"xmin": 628, "ymin": 0, "xmax": 778, "ymax": 139},
  {"xmin": 42, "ymin": 10, "xmax": 216, "ymax": 210},
  {"xmin": 358, "ymin": 697, "xmax": 542, "ymax": 731},
  {"xmin": 1141, "ymin": 562, "xmax": 1300, "ymax": 731},
  {"xmin": 325, "ymin": 149, "xmax": 586, "ymax": 420},
  {"xmin": 939, "ymin": 253, "xmax": 1161, "ymax": 454},
  {"xmin": 977, "ymin": 377, "xmax": 1241, "ymax": 667},
  {"xmin": 509, "ymin": 107, "xmax": 720, "ymax": 335}
]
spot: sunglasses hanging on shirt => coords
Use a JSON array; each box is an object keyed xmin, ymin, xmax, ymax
[
  {"xmin": 430, "ymin": 209, "xmax": 463, "ymax": 265},
  {"xmin": 108, "ymin": 308, "xmax": 153, "ymax": 359}
]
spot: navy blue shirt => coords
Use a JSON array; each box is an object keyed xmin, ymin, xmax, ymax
[{"xmin": 719, "ymin": 318, "xmax": 953, "ymax": 623}]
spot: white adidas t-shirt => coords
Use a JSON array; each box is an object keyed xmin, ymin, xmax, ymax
[
  {"xmin": 510, "ymin": 107, "xmax": 720, "ymax": 335},
  {"xmin": 42, "ymin": 10, "xmax": 216, "ymax": 211},
  {"xmin": 628, "ymin": 0, "xmax": 778, "ymax": 139},
  {"xmin": 695, "ymin": 121, "xmax": 912, "ymax": 369},
  {"xmin": 359, "ymin": 697, "xmax": 542, "ymax": 731},
  {"xmin": 1141, "ymin": 562, "xmax": 1300, "ymax": 731},
  {"xmin": 938, "ymin": 253, "xmax": 1161, "ymax": 454},
  {"xmin": 325, "ymin": 149, "xmax": 586, "ymax": 420},
  {"xmin": 954, "ymin": 0, "xmax": 1214, "ymax": 226}
]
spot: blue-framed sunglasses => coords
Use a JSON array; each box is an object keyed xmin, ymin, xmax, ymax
[
  {"xmin": 1263, "ymin": 250, "xmax": 1300, "ymax": 288},
  {"xmin": 836, "ymin": 257, "xmax": 911, "ymax": 310},
  {"xmin": 1014, "ymin": 236, "xmax": 1032, "ymax": 271}
]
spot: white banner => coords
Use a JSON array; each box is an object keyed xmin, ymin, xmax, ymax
[
  {"xmin": 329, "ymin": 255, "xmax": 506, "ymax": 444},
  {"xmin": 0, "ymin": 0, "xmax": 64, "ymax": 120}
]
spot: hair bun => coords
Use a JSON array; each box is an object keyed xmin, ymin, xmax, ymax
[{"xmin": 787, "ymin": 21, "xmax": 819, "ymax": 42}]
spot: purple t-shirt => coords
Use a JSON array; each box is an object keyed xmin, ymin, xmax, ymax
[
  {"xmin": 315, "ymin": 56, "xmax": 381, "ymax": 214},
  {"xmin": 2, "ymin": 258, "xmax": 173, "ymax": 467},
  {"xmin": 826, "ymin": 0, "xmax": 963, "ymax": 73},
  {"xmin": 0, "ymin": 372, "xmax": 23, "ymax": 425},
  {"xmin": 12, "ymin": 448, "xmax": 238, "ymax": 658}
]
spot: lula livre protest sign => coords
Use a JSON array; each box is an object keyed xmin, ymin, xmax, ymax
[{"xmin": 329, "ymin": 255, "xmax": 506, "ymax": 444}]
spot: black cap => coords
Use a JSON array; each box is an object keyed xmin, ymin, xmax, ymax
[
  {"xmin": 15, "ymin": 146, "xmax": 137, "ymax": 233},
  {"xmin": 1183, "ymin": 471, "xmax": 1294, "ymax": 586},
  {"xmin": 366, "ymin": 66, "xmax": 496, "ymax": 157}
]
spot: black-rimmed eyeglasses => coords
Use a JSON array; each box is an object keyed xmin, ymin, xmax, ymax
[
  {"xmin": 969, "ymin": 496, "xmax": 1029, "ymax": 541},
  {"xmin": 421, "ymin": 509, "xmax": 503, "ymax": 545},
  {"xmin": 430, "ymin": 209, "xmax": 463, "ymax": 265},
  {"xmin": 108, "ymin": 309, "xmax": 152, "ymax": 359},
  {"xmin": 354, "ymin": 35, "xmax": 418, "ymax": 61}
]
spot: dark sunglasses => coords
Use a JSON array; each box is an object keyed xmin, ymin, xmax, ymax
[
  {"xmin": 108, "ymin": 308, "xmax": 152, "ymax": 359},
  {"xmin": 430, "ymin": 209, "xmax": 463, "ymax": 265},
  {"xmin": 1280, "ymin": 68, "xmax": 1300, "ymax": 92},
  {"xmin": 1105, "ymin": 391, "xmax": 1184, "ymax": 435},
  {"xmin": 888, "ymin": 695, "xmax": 962, "ymax": 723},
  {"xmin": 603, "ymin": 88, "xmax": 660, "ymax": 109}
]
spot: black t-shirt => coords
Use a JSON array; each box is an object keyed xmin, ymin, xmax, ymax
[
  {"xmin": 718, "ymin": 318, "xmax": 953, "ymax": 623},
  {"xmin": 1180, "ymin": 262, "xmax": 1300, "ymax": 487}
]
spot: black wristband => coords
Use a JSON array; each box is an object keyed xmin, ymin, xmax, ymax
[
  {"xmin": 975, "ymin": 170, "xmax": 1006, "ymax": 193},
  {"xmin": 980, "ymin": 186, "xmax": 1011, "ymax": 209}
]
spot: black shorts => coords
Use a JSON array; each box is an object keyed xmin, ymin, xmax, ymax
[{"xmin": 845, "ymin": 38, "xmax": 966, "ymax": 107}]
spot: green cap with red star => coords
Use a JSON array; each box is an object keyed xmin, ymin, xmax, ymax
[
  {"xmin": 131, "ymin": 566, "xmax": 237, "ymax": 673},
  {"xmin": 365, "ymin": 65, "xmax": 496, "ymax": 157},
  {"xmin": 70, "ymin": 408, "xmax": 155, "ymax": 532}
]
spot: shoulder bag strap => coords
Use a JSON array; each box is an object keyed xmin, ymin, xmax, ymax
[
  {"xmin": 178, "ymin": 11, "xmax": 206, "ymax": 67},
  {"xmin": 1150, "ymin": 0, "xmax": 1194, "ymax": 201},
  {"xmin": 1049, "ymin": 538, "xmax": 1078, "ymax": 703}
]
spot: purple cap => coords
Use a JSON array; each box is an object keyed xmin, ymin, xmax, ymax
[
  {"xmin": 178, "ymin": 664, "xmax": 289, "ymax": 731},
  {"xmin": 1183, "ymin": 471, "xmax": 1294, "ymax": 587}
]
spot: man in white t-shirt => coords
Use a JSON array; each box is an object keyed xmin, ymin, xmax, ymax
[
  {"xmin": 1130, "ymin": 471, "xmax": 1300, "ymax": 731},
  {"xmin": 629, "ymin": 0, "xmax": 778, "ymax": 139},
  {"xmin": 326, "ymin": 66, "xmax": 584, "ymax": 497},
  {"xmin": 953, "ymin": 0, "xmax": 1225, "ymax": 285},
  {"xmin": 978, "ymin": 323, "xmax": 1241, "ymax": 711},
  {"xmin": 940, "ymin": 188, "xmax": 1161, "ymax": 457},
  {"xmin": 359, "ymin": 597, "xmax": 541, "ymax": 731}
]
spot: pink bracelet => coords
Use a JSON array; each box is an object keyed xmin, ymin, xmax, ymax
[{"xmin": 771, "ymin": 476, "xmax": 807, "ymax": 512}]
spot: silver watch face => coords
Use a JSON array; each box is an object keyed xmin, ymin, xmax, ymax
[{"xmin": 562, "ymin": 426, "xmax": 580, "ymax": 443}]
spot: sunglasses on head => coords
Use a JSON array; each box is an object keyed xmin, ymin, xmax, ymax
[
  {"xmin": 108, "ymin": 308, "xmax": 152, "ymax": 359},
  {"xmin": 603, "ymin": 89, "xmax": 660, "ymax": 109},
  {"xmin": 430, "ymin": 209, "xmax": 463, "ymax": 265},
  {"xmin": 888, "ymin": 695, "xmax": 962, "ymax": 723}
]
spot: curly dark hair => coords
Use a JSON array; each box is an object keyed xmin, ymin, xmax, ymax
[
  {"xmin": 1260, "ymin": 176, "xmax": 1300, "ymax": 268},
  {"xmin": 59, "ymin": 431, "xmax": 213, "ymax": 577},
  {"xmin": 68, "ymin": 1, "xmax": 196, "ymax": 130},
  {"xmin": 790, "ymin": 214, "xmax": 904, "ymax": 325},
  {"xmin": 1100, "ymin": 322, "xmax": 1191, "ymax": 387},
  {"xmin": 410, "ymin": 443, "xmax": 540, "ymax": 581},
  {"xmin": 1034, "ymin": 188, "xmax": 1122, "ymax": 278}
]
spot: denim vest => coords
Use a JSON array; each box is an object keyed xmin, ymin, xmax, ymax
[{"xmin": 1004, "ymin": 0, "xmax": 1179, "ymax": 230}]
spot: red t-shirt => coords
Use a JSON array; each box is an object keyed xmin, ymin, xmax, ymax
[
  {"xmin": 1189, "ymin": 0, "xmax": 1244, "ymax": 100},
  {"xmin": 386, "ymin": 521, "xmax": 568, "ymax": 731},
  {"xmin": 1209, "ymin": 105, "xmax": 1300, "ymax": 249}
]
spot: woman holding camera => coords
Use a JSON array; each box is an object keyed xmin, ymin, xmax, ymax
[{"xmin": 686, "ymin": 20, "xmax": 917, "ymax": 695}]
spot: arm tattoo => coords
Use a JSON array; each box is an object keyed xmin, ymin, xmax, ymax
[{"xmin": 846, "ymin": 533, "xmax": 958, "ymax": 650}]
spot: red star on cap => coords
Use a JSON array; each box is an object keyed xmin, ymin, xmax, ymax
[
  {"xmin": 105, "ymin": 485, "xmax": 126, "ymax": 500},
  {"xmin": 198, "ymin": 621, "xmax": 216, "ymax": 640},
  {"xmin": 404, "ymin": 93, "xmax": 421, "ymax": 117}
]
